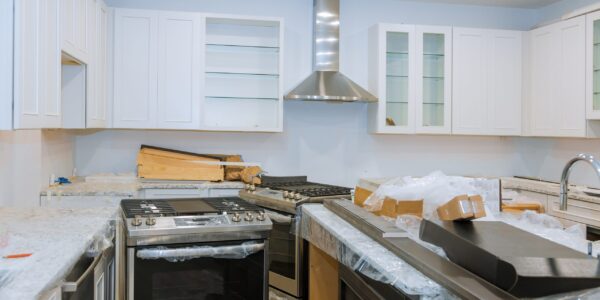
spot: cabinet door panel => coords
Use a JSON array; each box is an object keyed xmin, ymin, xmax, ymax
[
  {"xmin": 529, "ymin": 27, "xmax": 558, "ymax": 136},
  {"xmin": 88, "ymin": 0, "xmax": 108, "ymax": 128},
  {"xmin": 487, "ymin": 30, "xmax": 522, "ymax": 135},
  {"xmin": 14, "ymin": 0, "xmax": 61, "ymax": 129},
  {"xmin": 556, "ymin": 17, "xmax": 586, "ymax": 137},
  {"xmin": 415, "ymin": 26, "xmax": 452, "ymax": 134},
  {"xmin": 0, "ymin": 0, "xmax": 12, "ymax": 130},
  {"xmin": 157, "ymin": 13, "xmax": 201, "ymax": 129},
  {"xmin": 452, "ymin": 28, "xmax": 487, "ymax": 135},
  {"xmin": 113, "ymin": 10, "xmax": 158, "ymax": 128}
]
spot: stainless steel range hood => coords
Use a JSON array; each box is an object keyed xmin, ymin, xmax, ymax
[{"xmin": 284, "ymin": 0, "xmax": 378, "ymax": 102}]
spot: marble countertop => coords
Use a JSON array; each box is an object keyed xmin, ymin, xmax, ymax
[
  {"xmin": 501, "ymin": 177, "xmax": 600, "ymax": 204},
  {"xmin": 301, "ymin": 204, "xmax": 456, "ymax": 299},
  {"xmin": 40, "ymin": 178, "xmax": 245, "ymax": 197},
  {"xmin": 0, "ymin": 206, "xmax": 119, "ymax": 300}
]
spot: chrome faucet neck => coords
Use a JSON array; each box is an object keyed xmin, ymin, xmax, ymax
[{"xmin": 559, "ymin": 153, "xmax": 600, "ymax": 211}]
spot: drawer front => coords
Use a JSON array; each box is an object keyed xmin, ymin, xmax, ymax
[
  {"xmin": 208, "ymin": 188, "xmax": 241, "ymax": 197},
  {"xmin": 547, "ymin": 195, "xmax": 600, "ymax": 228},
  {"xmin": 142, "ymin": 189, "xmax": 209, "ymax": 199}
]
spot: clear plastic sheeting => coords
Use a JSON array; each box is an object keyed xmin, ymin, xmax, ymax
[
  {"xmin": 538, "ymin": 287, "xmax": 600, "ymax": 300},
  {"xmin": 137, "ymin": 241, "xmax": 265, "ymax": 262},
  {"xmin": 363, "ymin": 171, "xmax": 500, "ymax": 219},
  {"xmin": 395, "ymin": 215, "xmax": 447, "ymax": 257},
  {"xmin": 492, "ymin": 211, "xmax": 599, "ymax": 256},
  {"xmin": 263, "ymin": 208, "xmax": 293, "ymax": 224},
  {"xmin": 301, "ymin": 204, "xmax": 458, "ymax": 300}
]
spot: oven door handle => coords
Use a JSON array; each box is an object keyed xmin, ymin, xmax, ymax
[
  {"xmin": 62, "ymin": 252, "xmax": 103, "ymax": 293},
  {"xmin": 263, "ymin": 209, "xmax": 293, "ymax": 224},
  {"xmin": 137, "ymin": 242, "xmax": 265, "ymax": 261}
]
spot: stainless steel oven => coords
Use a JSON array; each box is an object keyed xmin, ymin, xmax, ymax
[
  {"xmin": 264, "ymin": 209, "xmax": 305, "ymax": 299},
  {"xmin": 121, "ymin": 197, "xmax": 273, "ymax": 300},
  {"xmin": 127, "ymin": 240, "xmax": 268, "ymax": 300}
]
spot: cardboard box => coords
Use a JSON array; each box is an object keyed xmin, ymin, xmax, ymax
[
  {"xmin": 437, "ymin": 194, "xmax": 473, "ymax": 221},
  {"xmin": 378, "ymin": 197, "xmax": 423, "ymax": 218},
  {"xmin": 354, "ymin": 186, "xmax": 373, "ymax": 207},
  {"xmin": 437, "ymin": 194, "xmax": 487, "ymax": 221}
]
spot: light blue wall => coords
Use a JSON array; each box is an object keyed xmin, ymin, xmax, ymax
[
  {"xmin": 75, "ymin": 0, "xmax": 600, "ymax": 188},
  {"xmin": 536, "ymin": 0, "xmax": 600, "ymax": 24}
]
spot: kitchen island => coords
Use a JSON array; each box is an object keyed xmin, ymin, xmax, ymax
[
  {"xmin": 0, "ymin": 206, "xmax": 119, "ymax": 299},
  {"xmin": 301, "ymin": 203, "xmax": 600, "ymax": 299}
]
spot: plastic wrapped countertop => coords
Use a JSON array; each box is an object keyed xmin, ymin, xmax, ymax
[{"xmin": 300, "ymin": 204, "xmax": 458, "ymax": 299}]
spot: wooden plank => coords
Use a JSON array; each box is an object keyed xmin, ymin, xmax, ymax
[{"xmin": 309, "ymin": 243, "xmax": 339, "ymax": 300}]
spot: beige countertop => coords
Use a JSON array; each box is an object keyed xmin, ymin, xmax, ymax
[
  {"xmin": 0, "ymin": 206, "xmax": 119, "ymax": 300},
  {"xmin": 40, "ymin": 178, "xmax": 245, "ymax": 197}
]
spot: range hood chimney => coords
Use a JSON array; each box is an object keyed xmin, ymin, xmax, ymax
[{"xmin": 284, "ymin": 0, "xmax": 378, "ymax": 102}]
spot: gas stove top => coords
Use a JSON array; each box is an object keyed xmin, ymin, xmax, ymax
[
  {"xmin": 121, "ymin": 197, "xmax": 272, "ymax": 245},
  {"xmin": 239, "ymin": 176, "xmax": 352, "ymax": 214}
]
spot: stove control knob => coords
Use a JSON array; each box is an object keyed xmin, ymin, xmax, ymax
[
  {"xmin": 250, "ymin": 184, "xmax": 256, "ymax": 191},
  {"xmin": 288, "ymin": 192, "xmax": 295, "ymax": 199},
  {"xmin": 146, "ymin": 218, "xmax": 156, "ymax": 226},
  {"xmin": 283, "ymin": 191, "xmax": 289, "ymax": 198},
  {"xmin": 244, "ymin": 212, "xmax": 254, "ymax": 222},
  {"xmin": 257, "ymin": 211, "xmax": 266, "ymax": 221},
  {"xmin": 295, "ymin": 194, "xmax": 302, "ymax": 201},
  {"xmin": 131, "ymin": 218, "xmax": 143, "ymax": 226},
  {"xmin": 232, "ymin": 213, "xmax": 241, "ymax": 222},
  {"xmin": 245, "ymin": 184, "xmax": 251, "ymax": 191}
]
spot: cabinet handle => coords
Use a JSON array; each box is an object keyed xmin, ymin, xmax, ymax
[{"xmin": 62, "ymin": 253, "xmax": 103, "ymax": 293}]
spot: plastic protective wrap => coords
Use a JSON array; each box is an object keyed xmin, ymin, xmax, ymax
[
  {"xmin": 301, "ymin": 204, "xmax": 458, "ymax": 300},
  {"xmin": 263, "ymin": 208, "xmax": 293, "ymax": 224},
  {"xmin": 137, "ymin": 241, "xmax": 265, "ymax": 262},
  {"xmin": 538, "ymin": 286, "xmax": 600, "ymax": 300},
  {"xmin": 363, "ymin": 171, "xmax": 500, "ymax": 220}
]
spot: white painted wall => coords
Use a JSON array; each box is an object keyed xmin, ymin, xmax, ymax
[
  {"xmin": 0, "ymin": 130, "xmax": 74, "ymax": 207},
  {"xmin": 73, "ymin": 0, "xmax": 600, "ymax": 188}
]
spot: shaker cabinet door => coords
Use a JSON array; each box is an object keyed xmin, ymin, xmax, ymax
[
  {"xmin": 87, "ymin": 0, "xmax": 108, "ymax": 128},
  {"xmin": 113, "ymin": 9, "xmax": 159, "ymax": 128},
  {"xmin": 13, "ymin": 0, "xmax": 62, "ymax": 129},
  {"xmin": 528, "ymin": 16, "xmax": 585, "ymax": 137},
  {"xmin": 452, "ymin": 28, "xmax": 522, "ymax": 136},
  {"xmin": 156, "ymin": 12, "xmax": 202, "ymax": 129}
]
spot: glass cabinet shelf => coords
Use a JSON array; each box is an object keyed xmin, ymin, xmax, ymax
[
  {"xmin": 206, "ymin": 43, "xmax": 279, "ymax": 50},
  {"xmin": 205, "ymin": 71, "xmax": 279, "ymax": 77},
  {"xmin": 205, "ymin": 96, "xmax": 278, "ymax": 101}
]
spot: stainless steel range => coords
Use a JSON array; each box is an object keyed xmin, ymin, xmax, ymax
[
  {"xmin": 121, "ymin": 197, "xmax": 272, "ymax": 300},
  {"xmin": 239, "ymin": 176, "xmax": 351, "ymax": 299}
]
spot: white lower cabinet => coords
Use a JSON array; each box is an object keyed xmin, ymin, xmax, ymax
[
  {"xmin": 527, "ymin": 16, "xmax": 586, "ymax": 137},
  {"xmin": 452, "ymin": 28, "xmax": 522, "ymax": 136},
  {"xmin": 0, "ymin": 0, "xmax": 13, "ymax": 130}
]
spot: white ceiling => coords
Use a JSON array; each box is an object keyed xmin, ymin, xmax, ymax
[{"xmin": 406, "ymin": 0, "xmax": 563, "ymax": 9}]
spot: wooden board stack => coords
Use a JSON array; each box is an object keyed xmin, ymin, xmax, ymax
[{"xmin": 137, "ymin": 145, "xmax": 225, "ymax": 181}]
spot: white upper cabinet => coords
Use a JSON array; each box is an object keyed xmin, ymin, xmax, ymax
[
  {"xmin": 415, "ymin": 26, "xmax": 452, "ymax": 134},
  {"xmin": 527, "ymin": 16, "xmax": 586, "ymax": 137},
  {"xmin": 369, "ymin": 24, "xmax": 451, "ymax": 135},
  {"xmin": 87, "ymin": 0, "xmax": 108, "ymax": 128},
  {"xmin": 201, "ymin": 16, "xmax": 283, "ymax": 131},
  {"xmin": 453, "ymin": 28, "xmax": 522, "ymax": 136},
  {"xmin": 61, "ymin": 0, "xmax": 95, "ymax": 63},
  {"xmin": 0, "ymin": 0, "xmax": 13, "ymax": 130},
  {"xmin": 368, "ymin": 24, "xmax": 417, "ymax": 134},
  {"xmin": 586, "ymin": 11, "xmax": 600, "ymax": 120},
  {"xmin": 13, "ymin": 0, "xmax": 62, "ymax": 129},
  {"xmin": 112, "ymin": 9, "xmax": 284, "ymax": 131},
  {"xmin": 157, "ymin": 12, "xmax": 202, "ymax": 129},
  {"xmin": 113, "ymin": 9, "xmax": 159, "ymax": 128}
]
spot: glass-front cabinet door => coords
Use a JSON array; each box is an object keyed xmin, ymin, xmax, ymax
[
  {"xmin": 369, "ymin": 24, "xmax": 416, "ymax": 134},
  {"xmin": 415, "ymin": 26, "xmax": 452, "ymax": 134},
  {"xmin": 587, "ymin": 11, "xmax": 600, "ymax": 119}
]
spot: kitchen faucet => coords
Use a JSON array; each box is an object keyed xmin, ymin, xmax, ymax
[{"xmin": 559, "ymin": 153, "xmax": 600, "ymax": 211}]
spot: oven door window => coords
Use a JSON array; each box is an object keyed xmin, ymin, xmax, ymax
[
  {"xmin": 269, "ymin": 212, "xmax": 296, "ymax": 279},
  {"xmin": 134, "ymin": 241, "xmax": 264, "ymax": 300}
]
